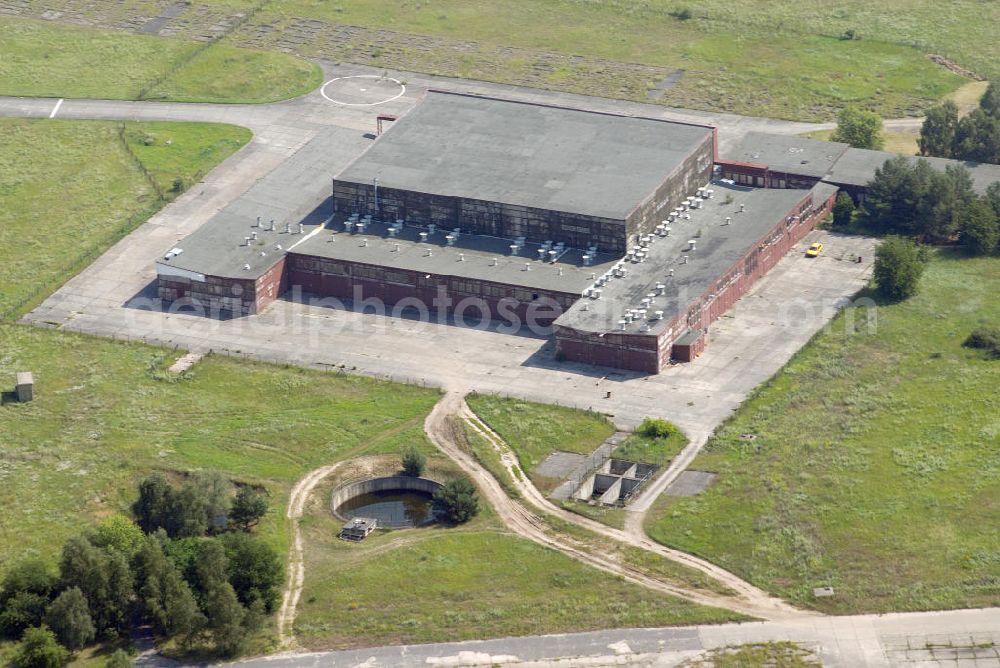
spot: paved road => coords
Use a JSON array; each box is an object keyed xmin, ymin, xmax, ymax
[{"xmin": 222, "ymin": 607, "xmax": 1000, "ymax": 667}]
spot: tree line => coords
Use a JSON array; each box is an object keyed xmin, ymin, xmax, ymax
[
  {"xmin": 1, "ymin": 473, "xmax": 279, "ymax": 667},
  {"xmin": 919, "ymin": 82, "xmax": 1000, "ymax": 164}
]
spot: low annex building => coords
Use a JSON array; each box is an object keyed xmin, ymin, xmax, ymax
[{"xmin": 157, "ymin": 91, "xmax": 838, "ymax": 374}]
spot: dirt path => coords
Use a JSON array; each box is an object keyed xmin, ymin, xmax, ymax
[
  {"xmin": 276, "ymin": 462, "xmax": 348, "ymax": 648},
  {"xmin": 427, "ymin": 392, "xmax": 808, "ymax": 621}
]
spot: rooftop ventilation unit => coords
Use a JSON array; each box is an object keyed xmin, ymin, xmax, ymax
[
  {"xmin": 297, "ymin": 223, "xmax": 304, "ymax": 234},
  {"xmin": 654, "ymin": 310, "xmax": 664, "ymax": 320},
  {"xmin": 392, "ymin": 242, "xmax": 400, "ymax": 252},
  {"xmin": 445, "ymin": 234, "xmax": 456, "ymax": 246},
  {"xmin": 360, "ymin": 238, "xmax": 368, "ymax": 247},
  {"xmin": 458, "ymin": 253, "xmax": 465, "ymax": 262},
  {"xmin": 688, "ymin": 239, "xmax": 697, "ymax": 251},
  {"xmin": 490, "ymin": 257, "xmax": 498, "ymax": 266},
  {"xmin": 739, "ymin": 203, "xmax": 746, "ymax": 213},
  {"xmin": 284, "ymin": 222, "xmax": 292, "ymax": 234},
  {"xmin": 163, "ymin": 247, "xmax": 183, "ymax": 261},
  {"xmin": 592, "ymin": 289, "xmax": 602, "ymax": 299},
  {"xmin": 243, "ymin": 236, "xmax": 251, "ymax": 247},
  {"xmin": 388, "ymin": 227, "xmax": 398, "ymax": 237},
  {"xmin": 254, "ymin": 216, "xmax": 261, "ymax": 228},
  {"xmin": 682, "ymin": 255, "xmax": 689, "ymax": 264},
  {"xmin": 523, "ymin": 262, "xmax": 531, "ymax": 272},
  {"xmin": 428, "ymin": 224, "xmax": 436, "ymax": 235},
  {"xmin": 452, "ymin": 228, "xmax": 461, "ymax": 239},
  {"xmin": 344, "ymin": 220, "xmax": 353, "ymax": 232},
  {"xmin": 510, "ymin": 244, "xmax": 520, "ymax": 256},
  {"xmin": 582, "ymin": 253, "xmax": 593, "ymax": 266},
  {"xmin": 419, "ymin": 232, "xmax": 429, "ymax": 242},
  {"xmin": 537, "ymin": 248, "xmax": 548, "ymax": 260},
  {"xmin": 668, "ymin": 268, "xmax": 675, "ymax": 277},
  {"xmin": 725, "ymin": 216, "xmax": 732, "ymax": 226},
  {"xmin": 268, "ymin": 219, "xmax": 276, "ymax": 232},
  {"xmin": 619, "ymin": 319, "xmax": 628, "ymax": 331},
  {"xmin": 655, "ymin": 283, "xmax": 665, "ymax": 295},
  {"xmin": 424, "ymin": 248, "xmax": 433, "ymax": 257},
  {"xmin": 250, "ymin": 231, "xmax": 258, "ymax": 241}
]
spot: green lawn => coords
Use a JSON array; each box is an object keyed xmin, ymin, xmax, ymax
[
  {"xmin": 647, "ymin": 253, "xmax": 1000, "ymax": 614},
  {"xmin": 615, "ymin": 431, "xmax": 688, "ymax": 468},
  {"xmin": 295, "ymin": 524, "xmax": 742, "ymax": 649},
  {"xmin": 234, "ymin": 0, "xmax": 968, "ymax": 120},
  {"xmin": 0, "ymin": 16, "xmax": 321, "ymax": 103},
  {"xmin": 0, "ymin": 118, "xmax": 250, "ymax": 320},
  {"xmin": 466, "ymin": 393, "xmax": 616, "ymax": 491}
]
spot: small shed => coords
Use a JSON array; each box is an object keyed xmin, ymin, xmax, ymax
[
  {"xmin": 340, "ymin": 517, "xmax": 377, "ymax": 541},
  {"xmin": 671, "ymin": 330, "xmax": 705, "ymax": 362},
  {"xmin": 15, "ymin": 372, "xmax": 34, "ymax": 403}
]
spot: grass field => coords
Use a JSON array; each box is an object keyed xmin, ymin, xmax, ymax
[
  {"xmin": 234, "ymin": 0, "xmax": 971, "ymax": 120},
  {"xmin": 466, "ymin": 394, "xmax": 616, "ymax": 492},
  {"xmin": 0, "ymin": 16, "xmax": 321, "ymax": 102},
  {"xmin": 0, "ymin": 118, "xmax": 250, "ymax": 320},
  {"xmin": 295, "ymin": 502, "xmax": 741, "ymax": 649},
  {"xmin": 647, "ymin": 253, "xmax": 1000, "ymax": 614}
]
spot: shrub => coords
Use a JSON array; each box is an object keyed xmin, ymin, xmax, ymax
[
  {"xmin": 432, "ymin": 479, "xmax": 480, "ymax": 524},
  {"xmin": 832, "ymin": 192, "xmax": 855, "ymax": 226},
  {"xmin": 401, "ymin": 445, "xmax": 427, "ymax": 477},
  {"xmin": 103, "ymin": 650, "xmax": 132, "ymax": 668},
  {"xmin": 873, "ymin": 236, "xmax": 926, "ymax": 301},
  {"xmin": 13, "ymin": 626, "xmax": 69, "ymax": 668},
  {"xmin": 637, "ymin": 417, "xmax": 678, "ymax": 439},
  {"xmin": 963, "ymin": 327, "xmax": 1000, "ymax": 359}
]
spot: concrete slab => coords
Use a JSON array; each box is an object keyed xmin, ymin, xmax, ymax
[{"xmin": 664, "ymin": 470, "xmax": 717, "ymax": 497}]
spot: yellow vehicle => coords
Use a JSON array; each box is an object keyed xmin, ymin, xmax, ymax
[{"xmin": 805, "ymin": 241, "xmax": 823, "ymax": 257}]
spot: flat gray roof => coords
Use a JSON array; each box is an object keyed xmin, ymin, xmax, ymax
[
  {"xmin": 720, "ymin": 131, "xmax": 849, "ymax": 179},
  {"xmin": 158, "ymin": 126, "xmax": 373, "ymax": 279},
  {"xmin": 290, "ymin": 219, "xmax": 620, "ymax": 294},
  {"xmin": 556, "ymin": 182, "xmax": 829, "ymax": 336},
  {"xmin": 824, "ymin": 147, "xmax": 1000, "ymax": 194},
  {"xmin": 335, "ymin": 90, "xmax": 713, "ymax": 220}
]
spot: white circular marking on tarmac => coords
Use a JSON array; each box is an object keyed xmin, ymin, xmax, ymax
[{"xmin": 320, "ymin": 75, "xmax": 406, "ymax": 106}]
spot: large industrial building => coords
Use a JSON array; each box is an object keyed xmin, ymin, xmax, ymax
[{"xmin": 158, "ymin": 92, "xmax": 859, "ymax": 374}]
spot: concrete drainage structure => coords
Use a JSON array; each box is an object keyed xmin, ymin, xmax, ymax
[
  {"xmin": 331, "ymin": 475, "xmax": 443, "ymax": 528},
  {"xmin": 573, "ymin": 458, "xmax": 659, "ymax": 506}
]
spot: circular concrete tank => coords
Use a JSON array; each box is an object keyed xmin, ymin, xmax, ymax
[{"xmin": 332, "ymin": 476, "xmax": 443, "ymax": 528}]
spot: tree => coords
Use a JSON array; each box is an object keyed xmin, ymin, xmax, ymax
[
  {"xmin": 1, "ymin": 593, "xmax": 50, "ymax": 639},
  {"xmin": 1, "ymin": 561, "xmax": 57, "ymax": 639},
  {"xmin": 873, "ymin": 236, "xmax": 926, "ymax": 301},
  {"xmin": 959, "ymin": 197, "xmax": 1000, "ymax": 255},
  {"xmin": 191, "ymin": 472, "xmax": 233, "ymax": 534},
  {"xmin": 918, "ymin": 101, "xmax": 959, "ymax": 158},
  {"xmin": 44, "ymin": 588, "xmax": 94, "ymax": 651},
  {"xmin": 831, "ymin": 106, "xmax": 884, "ymax": 149},
  {"xmin": 134, "ymin": 537, "xmax": 202, "ymax": 640},
  {"xmin": 954, "ymin": 108, "xmax": 1000, "ymax": 164},
  {"xmin": 987, "ymin": 182, "xmax": 1000, "ymax": 219},
  {"xmin": 58, "ymin": 535, "xmax": 133, "ymax": 635},
  {"xmin": 2, "ymin": 561, "xmax": 57, "ymax": 605},
  {"xmin": 91, "ymin": 515, "xmax": 145, "ymax": 561},
  {"xmin": 229, "ymin": 487, "xmax": 268, "ymax": 531},
  {"xmin": 400, "ymin": 445, "xmax": 427, "ymax": 478},
  {"xmin": 980, "ymin": 81, "xmax": 1000, "ymax": 118},
  {"xmin": 13, "ymin": 626, "xmax": 69, "ymax": 668},
  {"xmin": 133, "ymin": 473, "xmax": 173, "ymax": 534},
  {"xmin": 220, "ymin": 533, "xmax": 283, "ymax": 613},
  {"xmin": 832, "ymin": 192, "xmax": 855, "ymax": 226},
  {"xmin": 167, "ymin": 481, "xmax": 209, "ymax": 538},
  {"xmin": 193, "ymin": 538, "xmax": 230, "ymax": 599},
  {"xmin": 202, "ymin": 582, "xmax": 247, "ymax": 657},
  {"xmin": 432, "ymin": 479, "xmax": 480, "ymax": 524}
]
